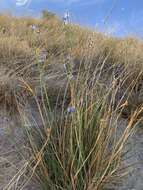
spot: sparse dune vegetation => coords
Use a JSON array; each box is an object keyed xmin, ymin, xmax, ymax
[{"xmin": 1, "ymin": 12, "xmax": 143, "ymax": 190}]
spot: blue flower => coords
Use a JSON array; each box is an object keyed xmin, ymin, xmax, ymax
[{"xmin": 67, "ymin": 107, "xmax": 76, "ymax": 113}]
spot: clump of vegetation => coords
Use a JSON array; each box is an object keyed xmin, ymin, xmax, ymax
[
  {"xmin": 24, "ymin": 73, "xmax": 139, "ymax": 190},
  {"xmin": 42, "ymin": 10, "xmax": 56, "ymax": 20}
]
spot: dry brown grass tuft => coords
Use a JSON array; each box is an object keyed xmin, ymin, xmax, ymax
[{"xmin": 0, "ymin": 14, "xmax": 143, "ymax": 115}]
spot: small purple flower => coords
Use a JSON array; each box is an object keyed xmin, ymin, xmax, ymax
[
  {"xmin": 31, "ymin": 25, "xmax": 37, "ymax": 30},
  {"xmin": 67, "ymin": 106, "xmax": 76, "ymax": 113}
]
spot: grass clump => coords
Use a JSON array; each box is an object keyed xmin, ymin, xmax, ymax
[{"xmin": 22, "ymin": 69, "xmax": 139, "ymax": 190}]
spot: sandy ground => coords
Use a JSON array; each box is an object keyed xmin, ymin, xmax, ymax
[
  {"xmin": 107, "ymin": 118, "xmax": 143, "ymax": 190},
  {"xmin": 0, "ymin": 108, "xmax": 41, "ymax": 190},
  {"xmin": 117, "ymin": 119, "xmax": 143, "ymax": 190}
]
